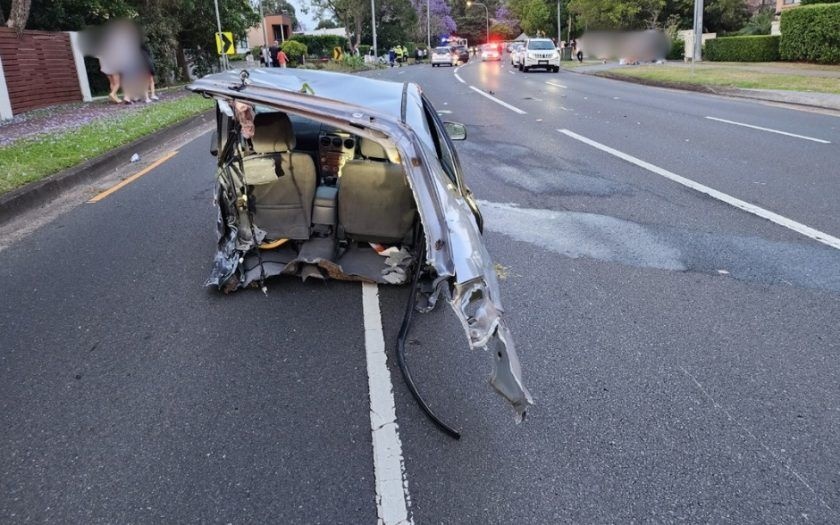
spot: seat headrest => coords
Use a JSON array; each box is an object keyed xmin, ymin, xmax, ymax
[
  {"xmin": 252, "ymin": 112, "xmax": 295, "ymax": 153},
  {"xmin": 360, "ymin": 138, "xmax": 388, "ymax": 161}
]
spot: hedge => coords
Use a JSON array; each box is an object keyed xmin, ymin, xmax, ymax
[
  {"xmin": 800, "ymin": 0, "xmax": 839, "ymax": 5},
  {"xmin": 705, "ymin": 35, "xmax": 780, "ymax": 61},
  {"xmin": 667, "ymin": 38, "xmax": 684, "ymax": 60},
  {"xmin": 780, "ymin": 3, "xmax": 840, "ymax": 64},
  {"xmin": 290, "ymin": 35, "xmax": 349, "ymax": 58},
  {"xmin": 281, "ymin": 40, "xmax": 308, "ymax": 63}
]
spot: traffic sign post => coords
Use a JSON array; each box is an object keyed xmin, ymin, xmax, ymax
[
  {"xmin": 332, "ymin": 46, "xmax": 344, "ymax": 61},
  {"xmin": 216, "ymin": 32, "xmax": 236, "ymax": 56}
]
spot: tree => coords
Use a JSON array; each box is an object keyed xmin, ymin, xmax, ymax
[
  {"xmin": 5, "ymin": 0, "xmax": 31, "ymax": 28},
  {"xmin": 315, "ymin": 18, "xmax": 340, "ymax": 29},
  {"xmin": 567, "ymin": 0, "xmax": 664, "ymax": 30},
  {"xmin": 309, "ymin": 0, "xmax": 370, "ymax": 52},
  {"xmin": 410, "ymin": 0, "xmax": 456, "ymax": 45},
  {"xmin": 509, "ymin": 0, "xmax": 553, "ymax": 36}
]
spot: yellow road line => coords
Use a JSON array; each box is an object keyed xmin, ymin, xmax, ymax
[{"xmin": 88, "ymin": 150, "xmax": 179, "ymax": 203}]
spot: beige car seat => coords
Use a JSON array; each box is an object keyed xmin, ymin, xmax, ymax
[
  {"xmin": 338, "ymin": 138, "xmax": 416, "ymax": 243},
  {"xmin": 244, "ymin": 112, "xmax": 317, "ymax": 240}
]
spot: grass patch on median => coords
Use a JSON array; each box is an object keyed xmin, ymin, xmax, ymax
[
  {"xmin": 0, "ymin": 95, "xmax": 213, "ymax": 195},
  {"xmin": 599, "ymin": 65, "xmax": 840, "ymax": 94}
]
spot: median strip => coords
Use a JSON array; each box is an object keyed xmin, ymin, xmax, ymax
[{"xmin": 558, "ymin": 128, "xmax": 840, "ymax": 250}]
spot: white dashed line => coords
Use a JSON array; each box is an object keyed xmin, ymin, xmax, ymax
[
  {"xmin": 362, "ymin": 283, "xmax": 414, "ymax": 525},
  {"xmin": 545, "ymin": 81, "xmax": 566, "ymax": 88},
  {"xmin": 469, "ymin": 86, "xmax": 527, "ymax": 114},
  {"xmin": 705, "ymin": 116, "xmax": 830, "ymax": 144},
  {"xmin": 558, "ymin": 129, "xmax": 840, "ymax": 250}
]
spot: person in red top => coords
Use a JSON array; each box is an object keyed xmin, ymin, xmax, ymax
[{"xmin": 276, "ymin": 48, "xmax": 289, "ymax": 68}]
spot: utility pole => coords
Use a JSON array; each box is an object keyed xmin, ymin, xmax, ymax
[
  {"xmin": 427, "ymin": 0, "xmax": 431, "ymax": 52},
  {"xmin": 371, "ymin": 0, "xmax": 378, "ymax": 57},
  {"xmin": 557, "ymin": 0, "xmax": 561, "ymax": 46},
  {"xmin": 213, "ymin": 0, "xmax": 227, "ymax": 70},
  {"xmin": 258, "ymin": 0, "xmax": 268, "ymax": 47},
  {"xmin": 466, "ymin": 2, "xmax": 489, "ymax": 44},
  {"xmin": 692, "ymin": 0, "xmax": 704, "ymax": 64}
]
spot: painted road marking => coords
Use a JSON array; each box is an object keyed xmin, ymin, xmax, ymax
[
  {"xmin": 362, "ymin": 283, "xmax": 413, "ymax": 525},
  {"xmin": 545, "ymin": 81, "xmax": 566, "ymax": 88},
  {"xmin": 558, "ymin": 129, "xmax": 840, "ymax": 250},
  {"xmin": 705, "ymin": 116, "xmax": 830, "ymax": 144},
  {"xmin": 469, "ymin": 86, "xmax": 527, "ymax": 114},
  {"xmin": 88, "ymin": 150, "xmax": 179, "ymax": 203},
  {"xmin": 454, "ymin": 67, "xmax": 466, "ymax": 84},
  {"xmin": 509, "ymin": 70, "xmax": 515, "ymax": 75}
]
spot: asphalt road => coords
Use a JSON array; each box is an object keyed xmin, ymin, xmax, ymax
[{"xmin": 2, "ymin": 60, "xmax": 840, "ymax": 523}]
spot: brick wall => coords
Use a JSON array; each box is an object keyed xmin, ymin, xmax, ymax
[{"xmin": 0, "ymin": 28, "xmax": 82, "ymax": 114}]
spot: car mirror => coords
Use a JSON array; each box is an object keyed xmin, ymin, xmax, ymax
[
  {"xmin": 444, "ymin": 121, "xmax": 467, "ymax": 141},
  {"xmin": 210, "ymin": 131, "xmax": 219, "ymax": 157}
]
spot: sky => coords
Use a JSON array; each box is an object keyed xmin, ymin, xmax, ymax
[{"xmin": 287, "ymin": 0, "xmax": 319, "ymax": 32}]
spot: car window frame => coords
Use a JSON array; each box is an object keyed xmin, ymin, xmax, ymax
[{"xmin": 420, "ymin": 94, "xmax": 465, "ymax": 191}]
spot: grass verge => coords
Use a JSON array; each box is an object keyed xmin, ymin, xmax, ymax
[
  {"xmin": 561, "ymin": 60, "xmax": 604, "ymax": 69},
  {"xmin": 598, "ymin": 65, "xmax": 840, "ymax": 94},
  {"xmin": 0, "ymin": 95, "xmax": 213, "ymax": 195}
]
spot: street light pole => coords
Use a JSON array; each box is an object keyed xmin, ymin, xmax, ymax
[
  {"xmin": 213, "ymin": 0, "xmax": 227, "ymax": 70},
  {"xmin": 258, "ymin": 0, "xmax": 268, "ymax": 47},
  {"xmin": 692, "ymin": 0, "xmax": 704, "ymax": 64},
  {"xmin": 426, "ymin": 0, "xmax": 431, "ymax": 52},
  {"xmin": 467, "ymin": 1, "xmax": 489, "ymax": 44},
  {"xmin": 371, "ymin": 0, "xmax": 378, "ymax": 57},
  {"xmin": 557, "ymin": 0, "xmax": 561, "ymax": 46}
]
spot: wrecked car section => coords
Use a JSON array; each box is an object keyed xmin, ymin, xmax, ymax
[{"xmin": 188, "ymin": 69, "xmax": 532, "ymax": 420}]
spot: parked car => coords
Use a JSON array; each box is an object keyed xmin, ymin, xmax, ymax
[
  {"xmin": 452, "ymin": 45, "xmax": 470, "ymax": 63},
  {"xmin": 519, "ymin": 38, "xmax": 561, "ymax": 72},
  {"xmin": 187, "ymin": 68, "xmax": 533, "ymax": 428},
  {"xmin": 431, "ymin": 45, "xmax": 457, "ymax": 67},
  {"xmin": 480, "ymin": 43, "xmax": 501, "ymax": 62}
]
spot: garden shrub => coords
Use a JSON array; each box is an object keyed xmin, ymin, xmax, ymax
[
  {"xmin": 705, "ymin": 35, "xmax": 780, "ymax": 61},
  {"xmin": 780, "ymin": 3, "xmax": 840, "ymax": 63},
  {"xmin": 290, "ymin": 35, "xmax": 349, "ymax": 58}
]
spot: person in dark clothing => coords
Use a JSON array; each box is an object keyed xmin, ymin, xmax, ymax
[
  {"xmin": 268, "ymin": 40, "xmax": 279, "ymax": 67},
  {"xmin": 140, "ymin": 43, "xmax": 158, "ymax": 102}
]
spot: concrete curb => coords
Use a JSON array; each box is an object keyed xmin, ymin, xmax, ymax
[
  {"xmin": 589, "ymin": 71, "xmax": 840, "ymax": 113},
  {"xmin": 0, "ymin": 109, "xmax": 214, "ymax": 226}
]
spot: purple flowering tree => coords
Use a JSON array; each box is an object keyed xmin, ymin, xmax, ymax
[{"xmin": 411, "ymin": 0, "xmax": 457, "ymax": 44}]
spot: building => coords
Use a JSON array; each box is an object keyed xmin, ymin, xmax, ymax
[
  {"xmin": 776, "ymin": 0, "xmax": 800, "ymax": 13},
  {"xmin": 246, "ymin": 14, "xmax": 294, "ymax": 49},
  {"xmin": 295, "ymin": 27, "xmax": 348, "ymax": 38}
]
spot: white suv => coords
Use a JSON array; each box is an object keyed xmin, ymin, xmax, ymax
[{"xmin": 519, "ymin": 38, "xmax": 560, "ymax": 73}]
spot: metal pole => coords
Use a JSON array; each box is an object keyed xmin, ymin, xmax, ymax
[
  {"xmin": 213, "ymin": 0, "xmax": 226, "ymax": 70},
  {"xmin": 371, "ymin": 0, "xmax": 378, "ymax": 58},
  {"xmin": 484, "ymin": 4, "xmax": 489, "ymax": 44},
  {"xmin": 426, "ymin": 0, "xmax": 430, "ymax": 52},
  {"xmin": 692, "ymin": 0, "xmax": 704, "ymax": 64},
  {"xmin": 259, "ymin": 0, "xmax": 267, "ymax": 47},
  {"xmin": 557, "ymin": 0, "xmax": 561, "ymax": 46}
]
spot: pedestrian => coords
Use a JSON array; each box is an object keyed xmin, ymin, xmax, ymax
[
  {"xmin": 245, "ymin": 51, "xmax": 254, "ymax": 67},
  {"xmin": 140, "ymin": 43, "xmax": 158, "ymax": 102},
  {"xmin": 388, "ymin": 48, "xmax": 396, "ymax": 67},
  {"xmin": 268, "ymin": 40, "xmax": 279, "ymax": 67},
  {"xmin": 261, "ymin": 45, "xmax": 271, "ymax": 68},
  {"xmin": 276, "ymin": 48, "xmax": 288, "ymax": 68}
]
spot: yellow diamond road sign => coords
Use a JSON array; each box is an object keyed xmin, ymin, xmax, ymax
[{"xmin": 215, "ymin": 32, "xmax": 235, "ymax": 55}]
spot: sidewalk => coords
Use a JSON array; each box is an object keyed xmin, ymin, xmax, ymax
[{"xmin": 0, "ymin": 88, "xmax": 191, "ymax": 147}]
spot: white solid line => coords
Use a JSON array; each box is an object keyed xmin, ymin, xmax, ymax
[
  {"xmin": 361, "ymin": 283, "xmax": 414, "ymax": 525},
  {"xmin": 558, "ymin": 129, "xmax": 840, "ymax": 250},
  {"xmin": 545, "ymin": 81, "xmax": 566, "ymax": 88},
  {"xmin": 454, "ymin": 71, "xmax": 465, "ymax": 84},
  {"xmin": 705, "ymin": 116, "xmax": 830, "ymax": 144},
  {"xmin": 469, "ymin": 86, "xmax": 527, "ymax": 114}
]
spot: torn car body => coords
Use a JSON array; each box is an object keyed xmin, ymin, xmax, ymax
[{"xmin": 187, "ymin": 68, "xmax": 532, "ymax": 422}]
